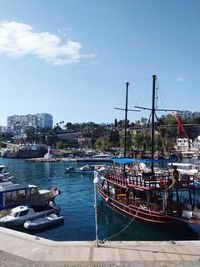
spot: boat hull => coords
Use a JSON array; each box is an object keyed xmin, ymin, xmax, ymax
[
  {"xmin": 24, "ymin": 214, "xmax": 64, "ymax": 230},
  {"xmin": 0, "ymin": 206, "xmax": 60, "ymax": 228},
  {"xmin": 97, "ymin": 184, "xmax": 184, "ymax": 225}
]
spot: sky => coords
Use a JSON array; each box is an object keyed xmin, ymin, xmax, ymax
[{"xmin": 0, "ymin": 0, "xmax": 199, "ymax": 126}]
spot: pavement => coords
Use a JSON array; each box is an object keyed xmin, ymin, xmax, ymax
[{"xmin": 0, "ymin": 227, "xmax": 200, "ymax": 267}]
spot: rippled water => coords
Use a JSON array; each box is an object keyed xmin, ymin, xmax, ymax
[{"xmin": 1, "ymin": 158, "xmax": 200, "ymax": 241}]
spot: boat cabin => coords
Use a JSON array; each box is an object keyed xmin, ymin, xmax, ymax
[
  {"xmin": 10, "ymin": 206, "xmax": 34, "ymax": 218},
  {"xmin": 0, "ymin": 182, "xmax": 59, "ymax": 210},
  {"xmin": 0, "ymin": 182, "xmax": 28, "ymax": 210}
]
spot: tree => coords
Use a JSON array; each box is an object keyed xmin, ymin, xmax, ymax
[
  {"xmin": 109, "ymin": 130, "xmax": 120, "ymax": 147},
  {"xmin": 140, "ymin": 117, "xmax": 148, "ymax": 125},
  {"xmin": 65, "ymin": 122, "xmax": 73, "ymax": 130},
  {"xmin": 114, "ymin": 118, "xmax": 118, "ymax": 128},
  {"xmin": 132, "ymin": 131, "xmax": 151, "ymax": 151},
  {"xmin": 55, "ymin": 140, "xmax": 66, "ymax": 149},
  {"xmin": 94, "ymin": 138, "xmax": 111, "ymax": 151}
]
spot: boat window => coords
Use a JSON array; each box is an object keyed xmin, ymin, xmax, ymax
[
  {"xmin": 18, "ymin": 189, "xmax": 25, "ymax": 195},
  {"xmin": 11, "ymin": 211, "xmax": 18, "ymax": 217},
  {"xmin": 18, "ymin": 210, "xmax": 29, "ymax": 216},
  {"xmin": 29, "ymin": 187, "xmax": 39, "ymax": 195},
  {"xmin": 135, "ymin": 190, "xmax": 146, "ymax": 200},
  {"xmin": 4, "ymin": 192, "xmax": 15, "ymax": 206}
]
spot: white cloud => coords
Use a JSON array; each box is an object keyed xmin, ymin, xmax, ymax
[
  {"xmin": 176, "ymin": 77, "xmax": 185, "ymax": 82},
  {"xmin": 0, "ymin": 21, "xmax": 95, "ymax": 65}
]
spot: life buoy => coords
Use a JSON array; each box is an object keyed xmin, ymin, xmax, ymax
[{"xmin": 159, "ymin": 177, "xmax": 166, "ymax": 187}]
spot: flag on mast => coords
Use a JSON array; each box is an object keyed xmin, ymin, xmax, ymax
[{"xmin": 177, "ymin": 115, "xmax": 184, "ymax": 137}]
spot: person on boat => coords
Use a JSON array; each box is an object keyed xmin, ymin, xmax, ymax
[
  {"xmin": 167, "ymin": 166, "xmax": 179, "ymax": 190},
  {"xmin": 159, "ymin": 176, "xmax": 166, "ymax": 188}
]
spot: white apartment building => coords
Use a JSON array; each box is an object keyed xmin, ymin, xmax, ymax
[
  {"xmin": 174, "ymin": 111, "xmax": 200, "ymax": 120},
  {"xmin": 7, "ymin": 113, "xmax": 53, "ymax": 130},
  {"xmin": 176, "ymin": 138, "xmax": 192, "ymax": 152},
  {"xmin": 36, "ymin": 113, "xmax": 53, "ymax": 129}
]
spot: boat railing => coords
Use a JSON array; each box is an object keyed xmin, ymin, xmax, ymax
[
  {"xmin": 105, "ymin": 171, "xmax": 196, "ymax": 190},
  {"xmin": 107, "ymin": 173, "xmax": 128, "ymax": 186},
  {"xmin": 178, "ymin": 195, "xmax": 200, "ymax": 209}
]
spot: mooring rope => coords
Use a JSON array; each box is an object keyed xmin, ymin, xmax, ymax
[{"xmin": 102, "ymin": 208, "xmax": 140, "ymax": 241}]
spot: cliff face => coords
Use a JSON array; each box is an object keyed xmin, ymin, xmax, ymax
[{"xmin": 2, "ymin": 147, "xmax": 47, "ymax": 159}]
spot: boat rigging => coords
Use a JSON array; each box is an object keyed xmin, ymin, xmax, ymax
[{"xmin": 94, "ymin": 75, "xmax": 200, "ymax": 226}]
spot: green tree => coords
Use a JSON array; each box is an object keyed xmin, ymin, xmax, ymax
[
  {"xmin": 109, "ymin": 130, "xmax": 120, "ymax": 147},
  {"xmin": 55, "ymin": 140, "xmax": 66, "ymax": 149},
  {"xmin": 94, "ymin": 138, "xmax": 111, "ymax": 151}
]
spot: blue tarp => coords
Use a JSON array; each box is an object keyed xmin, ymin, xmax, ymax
[{"xmin": 111, "ymin": 157, "xmax": 176, "ymax": 165}]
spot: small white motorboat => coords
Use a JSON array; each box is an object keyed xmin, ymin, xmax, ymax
[
  {"xmin": 0, "ymin": 164, "xmax": 6, "ymax": 172},
  {"xmin": 0, "ymin": 203, "xmax": 60, "ymax": 228},
  {"xmin": 0, "ymin": 172, "xmax": 14, "ymax": 182},
  {"xmin": 24, "ymin": 213, "xmax": 64, "ymax": 230},
  {"xmin": 76, "ymin": 165, "xmax": 94, "ymax": 174}
]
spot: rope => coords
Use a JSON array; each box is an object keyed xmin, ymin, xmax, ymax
[{"xmin": 102, "ymin": 208, "xmax": 140, "ymax": 241}]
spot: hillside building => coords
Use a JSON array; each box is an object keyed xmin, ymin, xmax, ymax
[{"xmin": 7, "ymin": 113, "xmax": 53, "ymax": 131}]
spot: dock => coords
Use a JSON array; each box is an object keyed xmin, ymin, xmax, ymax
[
  {"xmin": 25, "ymin": 157, "xmax": 68, "ymax": 163},
  {"xmin": 25, "ymin": 157, "xmax": 112, "ymax": 163},
  {"xmin": 0, "ymin": 227, "xmax": 200, "ymax": 266}
]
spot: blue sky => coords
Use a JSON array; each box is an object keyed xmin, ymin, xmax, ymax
[{"xmin": 0, "ymin": 0, "xmax": 199, "ymax": 126}]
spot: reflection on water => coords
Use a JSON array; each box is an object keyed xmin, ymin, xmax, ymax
[
  {"xmin": 1, "ymin": 158, "xmax": 200, "ymax": 241},
  {"xmin": 97, "ymin": 201, "xmax": 199, "ymax": 241}
]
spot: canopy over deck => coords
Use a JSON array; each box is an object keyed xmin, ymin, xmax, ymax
[{"xmin": 111, "ymin": 158, "xmax": 176, "ymax": 165}]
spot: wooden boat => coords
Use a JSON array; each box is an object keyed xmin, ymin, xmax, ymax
[
  {"xmin": 24, "ymin": 213, "xmax": 64, "ymax": 230},
  {"xmin": 95, "ymin": 76, "xmax": 200, "ymax": 225}
]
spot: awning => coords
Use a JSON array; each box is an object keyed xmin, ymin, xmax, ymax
[{"xmin": 111, "ymin": 157, "xmax": 176, "ymax": 165}]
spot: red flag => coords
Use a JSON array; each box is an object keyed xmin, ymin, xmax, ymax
[{"xmin": 177, "ymin": 116, "xmax": 184, "ymax": 137}]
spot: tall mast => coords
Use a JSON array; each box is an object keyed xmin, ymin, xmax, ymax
[
  {"xmin": 124, "ymin": 82, "xmax": 129, "ymax": 158},
  {"xmin": 151, "ymin": 75, "xmax": 157, "ymax": 173},
  {"xmin": 135, "ymin": 74, "xmax": 182, "ymax": 172},
  {"xmin": 115, "ymin": 82, "xmax": 140, "ymax": 158}
]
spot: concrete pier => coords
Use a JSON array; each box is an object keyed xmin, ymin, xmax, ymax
[{"xmin": 0, "ymin": 228, "xmax": 200, "ymax": 266}]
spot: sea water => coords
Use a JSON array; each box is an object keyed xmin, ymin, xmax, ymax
[{"xmin": 1, "ymin": 158, "xmax": 200, "ymax": 241}]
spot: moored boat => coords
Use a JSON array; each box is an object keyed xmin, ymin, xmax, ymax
[
  {"xmin": 95, "ymin": 76, "xmax": 200, "ymax": 225},
  {"xmin": 76, "ymin": 164, "xmax": 94, "ymax": 173},
  {"xmin": 0, "ymin": 164, "xmax": 6, "ymax": 172},
  {"xmin": 95, "ymin": 157, "xmax": 200, "ymax": 224},
  {"xmin": 24, "ymin": 213, "xmax": 64, "ymax": 230},
  {"xmin": 0, "ymin": 181, "xmax": 61, "ymax": 210},
  {"xmin": 0, "ymin": 172, "xmax": 14, "ymax": 182},
  {"xmin": 0, "ymin": 203, "xmax": 60, "ymax": 228},
  {"xmin": 65, "ymin": 164, "xmax": 94, "ymax": 174}
]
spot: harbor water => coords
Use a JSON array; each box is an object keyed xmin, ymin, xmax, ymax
[{"xmin": 1, "ymin": 158, "xmax": 200, "ymax": 241}]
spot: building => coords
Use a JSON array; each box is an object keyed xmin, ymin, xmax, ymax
[
  {"xmin": 36, "ymin": 113, "xmax": 53, "ymax": 129},
  {"xmin": 0, "ymin": 126, "xmax": 11, "ymax": 133},
  {"xmin": 176, "ymin": 138, "xmax": 192, "ymax": 152},
  {"xmin": 7, "ymin": 113, "xmax": 53, "ymax": 131},
  {"xmin": 174, "ymin": 111, "xmax": 200, "ymax": 120}
]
